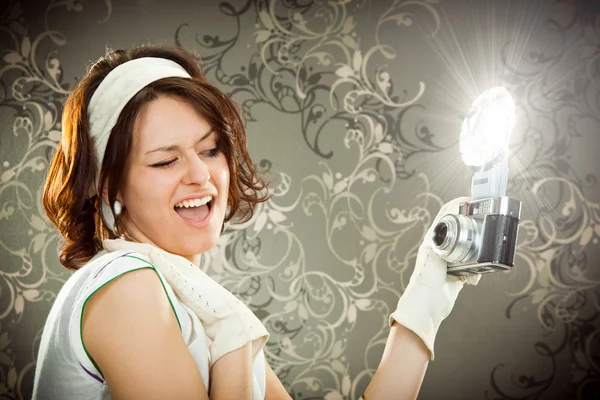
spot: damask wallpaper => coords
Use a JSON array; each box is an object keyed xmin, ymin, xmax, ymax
[{"xmin": 0, "ymin": 0, "xmax": 599, "ymax": 399}]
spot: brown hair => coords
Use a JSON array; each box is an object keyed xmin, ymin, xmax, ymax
[{"xmin": 43, "ymin": 44, "xmax": 270, "ymax": 270}]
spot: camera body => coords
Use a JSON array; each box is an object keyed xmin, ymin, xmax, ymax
[{"xmin": 432, "ymin": 196, "xmax": 521, "ymax": 277}]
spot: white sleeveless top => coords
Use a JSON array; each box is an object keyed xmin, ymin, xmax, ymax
[{"xmin": 32, "ymin": 250, "xmax": 266, "ymax": 399}]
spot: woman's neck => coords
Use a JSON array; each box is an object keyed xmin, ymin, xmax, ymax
[{"xmin": 119, "ymin": 219, "xmax": 201, "ymax": 266}]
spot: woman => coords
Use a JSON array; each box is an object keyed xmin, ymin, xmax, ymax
[{"xmin": 32, "ymin": 44, "xmax": 477, "ymax": 399}]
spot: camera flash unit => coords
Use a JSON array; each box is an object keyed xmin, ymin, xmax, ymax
[{"xmin": 431, "ymin": 87, "xmax": 522, "ymax": 276}]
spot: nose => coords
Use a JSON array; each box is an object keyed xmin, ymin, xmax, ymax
[{"xmin": 182, "ymin": 152, "xmax": 210, "ymax": 187}]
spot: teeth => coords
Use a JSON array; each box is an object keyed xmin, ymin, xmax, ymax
[{"xmin": 175, "ymin": 196, "xmax": 212, "ymax": 209}]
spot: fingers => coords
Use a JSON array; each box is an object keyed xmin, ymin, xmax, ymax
[
  {"xmin": 453, "ymin": 273, "xmax": 481, "ymax": 286},
  {"xmin": 464, "ymin": 273, "xmax": 481, "ymax": 286},
  {"xmin": 413, "ymin": 246, "xmax": 448, "ymax": 287}
]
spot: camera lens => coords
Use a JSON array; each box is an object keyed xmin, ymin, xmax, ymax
[
  {"xmin": 433, "ymin": 223, "xmax": 448, "ymax": 246},
  {"xmin": 431, "ymin": 214, "xmax": 478, "ymax": 264}
]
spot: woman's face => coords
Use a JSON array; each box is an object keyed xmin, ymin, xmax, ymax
[{"xmin": 118, "ymin": 95, "xmax": 229, "ymax": 262}]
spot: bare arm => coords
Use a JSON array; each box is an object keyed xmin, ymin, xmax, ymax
[
  {"xmin": 264, "ymin": 359, "xmax": 293, "ymax": 400},
  {"xmin": 259, "ymin": 323, "xmax": 427, "ymax": 400},
  {"xmin": 361, "ymin": 322, "xmax": 430, "ymax": 400},
  {"xmin": 209, "ymin": 343, "xmax": 253, "ymax": 399},
  {"xmin": 260, "ymin": 323, "xmax": 428, "ymax": 400},
  {"xmin": 82, "ymin": 268, "xmax": 208, "ymax": 400}
]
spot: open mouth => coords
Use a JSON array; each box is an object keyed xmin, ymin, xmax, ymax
[{"xmin": 174, "ymin": 196, "xmax": 213, "ymax": 224}]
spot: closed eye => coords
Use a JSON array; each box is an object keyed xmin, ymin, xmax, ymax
[{"xmin": 150, "ymin": 159, "xmax": 176, "ymax": 168}]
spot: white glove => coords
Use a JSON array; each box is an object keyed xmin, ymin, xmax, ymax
[
  {"xmin": 103, "ymin": 239, "xmax": 269, "ymax": 366},
  {"xmin": 389, "ymin": 197, "xmax": 480, "ymax": 360}
]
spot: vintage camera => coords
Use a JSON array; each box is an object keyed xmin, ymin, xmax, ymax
[
  {"xmin": 432, "ymin": 196, "xmax": 521, "ymax": 276},
  {"xmin": 432, "ymin": 87, "xmax": 522, "ymax": 277}
]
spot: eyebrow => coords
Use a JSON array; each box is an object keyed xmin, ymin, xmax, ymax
[{"xmin": 145, "ymin": 129, "xmax": 215, "ymax": 155}]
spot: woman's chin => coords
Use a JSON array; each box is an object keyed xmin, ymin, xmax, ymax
[{"xmin": 173, "ymin": 235, "xmax": 219, "ymax": 260}]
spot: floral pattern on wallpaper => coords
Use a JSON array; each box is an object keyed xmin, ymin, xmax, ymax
[{"xmin": 0, "ymin": 0, "xmax": 599, "ymax": 399}]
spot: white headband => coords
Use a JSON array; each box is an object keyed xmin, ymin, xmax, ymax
[{"xmin": 87, "ymin": 57, "xmax": 192, "ymax": 197}]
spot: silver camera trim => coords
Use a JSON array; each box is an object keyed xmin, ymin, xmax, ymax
[
  {"xmin": 458, "ymin": 197, "xmax": 521, "ymax": 220},
  {"xmin": 447, "ymin": 262, "xmax": 512, "ymax": 276}
]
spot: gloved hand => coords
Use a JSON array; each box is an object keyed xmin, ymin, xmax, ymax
[
  {"xmin": 102, "ymin": 238, "xmax": 269, "ymax": 366},
  {"xmin": 389, "ymin": 197, "xmax": 480, "ymax": 360}
]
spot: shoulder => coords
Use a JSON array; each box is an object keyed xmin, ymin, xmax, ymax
[
  {"xmin": 80, "ymin": 248, "xmax": 175, "ymax": 340},
  {"xmin": 81, "ymin": 264, "xmax": 178, "ymax": 352},
  {"xmin": 77, "ymin": 249, "xmax": 182, "ymax": 338},
  {"xmin": 85, "ymin": 249, "xmax": 153, "ymax": 274},
  {"xmin": 63, "ymin": 249, "xmax": 157, "ymax": 314},
  {"xmin": 76, "ymin": 250, "xmax": 161, "ymax": 293}
]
